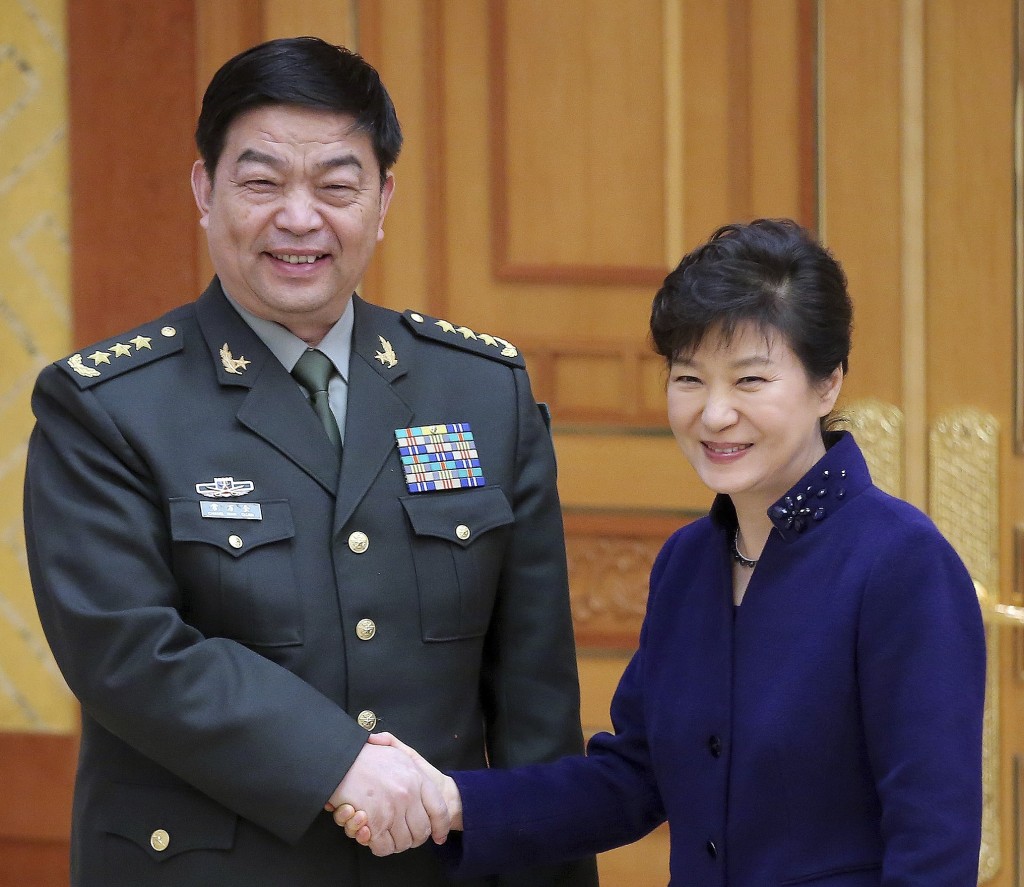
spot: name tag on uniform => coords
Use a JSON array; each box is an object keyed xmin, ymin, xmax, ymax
[{"xmin": 200, "ymin": 501, "xmax": 263, "ymax": 520}]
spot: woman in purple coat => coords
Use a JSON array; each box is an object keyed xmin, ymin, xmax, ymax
[{"xmin": 338, "ymin": 219, "xmax": 986, "ymax": 886}]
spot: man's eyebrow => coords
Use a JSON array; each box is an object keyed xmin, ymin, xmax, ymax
[
  {"xmin": 315, "ymin": 154, "xmax": 364, "ymax": 173},
  {"xmin": 235, "ymin": 148, "xmax": 281, "ymax": 168},
  {"xmin": 232, "ymin": 149, "xmax": 366, "ymax": 177}
]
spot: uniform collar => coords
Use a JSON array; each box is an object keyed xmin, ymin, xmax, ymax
[
  {"xmin": 221, "ymin": 287, "xmax": 354, "ymax": 382},
  {"xmin": 349, "ymin": 295, "xmax": 409, "ymax": 385}
]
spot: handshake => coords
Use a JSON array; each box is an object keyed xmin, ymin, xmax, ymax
[{"xmin": 324, "ymin": 732, "xmax": 463, "ymax": 856}]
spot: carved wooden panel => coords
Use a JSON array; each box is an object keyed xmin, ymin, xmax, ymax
[
  {"xmin": 930, "ymin": 409, "xmax": 1001, "ymax": 883},
  {"xmin": 565, "ymin": 510, "xmax": 697, "ymax": 648}
]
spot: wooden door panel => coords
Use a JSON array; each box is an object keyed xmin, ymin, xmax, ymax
[{"xmin": 368, "ymin": 2, "xmax": 811, "ymax": 883}]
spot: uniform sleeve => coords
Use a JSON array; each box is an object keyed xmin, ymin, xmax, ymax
[
  {"xmin": 857, "ymin": 518, "xmax": 985, "ymax": 884},
  {"xmin": 474, "ymin": 366, "xmax": 597, "ymax": 886},
  {"xmin": 23, "ymin": 366, "xmax": 366, "ymax": 844}
]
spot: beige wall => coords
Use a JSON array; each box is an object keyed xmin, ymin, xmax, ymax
[{"xmin": 0, "ymin": 0, "xmax": 75, "ymax": 731}]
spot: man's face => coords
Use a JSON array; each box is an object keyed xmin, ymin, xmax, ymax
[{"xmin": 191, "ymin": 104, "xmax": 394, "ymax": 342}]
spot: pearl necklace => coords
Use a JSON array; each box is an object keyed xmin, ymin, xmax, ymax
[{"xmin": 731, "ymin": 529, "xmax": 758, "ymax": 569}]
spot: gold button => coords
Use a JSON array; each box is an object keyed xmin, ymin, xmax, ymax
[
  {"xmin": 357, "ymin": 710, "xmax": 377, "ymax": 731},
  {"xmin": 410, "ymin": 313, "xmax": 424, "ymax": 323},
  {"xmin": 356, "ymin": 619, "xmax": 376, "ymax": 641},
  {"xmin": 150, "ymin": 829, "xmax": 170, "ymax": 852},
  {"xmin": 160, "ymin": 326, "xmax": 176, "ymax": 337},
  {"xmin": 455, "ymin": 524, "xmax": 471, "ymax": 541},
  {"xmin": 228, "ymin": 535, "xmax": 243, "ymax": 549},
  {"xmin": 348, "ymin": 531, "xmax": 369, "ymax": 554}
]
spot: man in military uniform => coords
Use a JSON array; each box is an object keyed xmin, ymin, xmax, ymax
[{"xmin": 24, "ymin": 37, "xmax": 597, "ymax": 887}]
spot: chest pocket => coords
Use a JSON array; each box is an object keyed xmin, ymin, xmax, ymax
[
  {"xmin": 168, "ymin": 498, "xmax": 302, "ymax": 647},
  {"xmin": 400, "ymin": 487, "xmax": 514, "ymax": 641}
]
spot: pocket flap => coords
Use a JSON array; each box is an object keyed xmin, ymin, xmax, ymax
[
  {"xmin": 400, "ymin": 487, "xmax": 513, "ymax": 547},
  {"xmin": 169, "ymin": 498, "xmax": 295, "ymax": 557},
  {"xmin": 101, "ymin": 782, "xmax": 237, "ymax": 861}
]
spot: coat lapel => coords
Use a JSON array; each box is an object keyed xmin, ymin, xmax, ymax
[
  {"xmin": 195, "ymin": 280, "xmax": 341, "ymax": 494},
  {"xmin": 237, "ymin": 368, "xmax": 341, "ymax": 494},
  {"xmin": 334, "ymin": 297, "xmax": 413, "ymax": 532}
]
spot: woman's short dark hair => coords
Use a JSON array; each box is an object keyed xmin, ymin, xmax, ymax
[
  {"xmin": 195, "ymin": 36, "xmax": 402, "ymax": 184},
  {"xmin": 650, "ymin": 218, "xmax": 852, "ymax": 384}
]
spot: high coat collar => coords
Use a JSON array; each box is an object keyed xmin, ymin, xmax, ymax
[{"xmin": 709, "ymin": 431, "xmax": 872, "ymax": 543}]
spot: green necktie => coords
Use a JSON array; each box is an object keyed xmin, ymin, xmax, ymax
[{"xmin": 292, "ymin": 349, "xmax": 343, "ymax": 451}]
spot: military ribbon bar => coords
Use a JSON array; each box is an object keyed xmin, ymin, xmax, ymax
[{"xmin": 394, "ymin": 423, "xmax": 486, "ymax": 493}]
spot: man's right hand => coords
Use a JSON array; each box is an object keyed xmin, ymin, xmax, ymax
[
  {"xmin": 324, "ymin": 740, "xmax": 451, "ymax": 856},
  {"xmin": 333, "ymin": 732, "xmax": 464, "ymax": 854}
]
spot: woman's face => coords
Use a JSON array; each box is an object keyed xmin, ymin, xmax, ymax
[{"xmin": 667, "ymin": 322, "xmax": 843, "ymax": 513}]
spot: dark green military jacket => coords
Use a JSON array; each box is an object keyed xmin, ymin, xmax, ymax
[{"xmin": 24, "ymin": 280, "xmax": 598, "ymax": 887}]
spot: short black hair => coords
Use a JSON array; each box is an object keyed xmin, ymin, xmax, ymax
[
  {"xmin": 195, "ymin": 36, "xmax": 402, "ymax": 184},
  {"xmin": 650, "ymin": 218, "xmax": 852, "ymax": 384}
]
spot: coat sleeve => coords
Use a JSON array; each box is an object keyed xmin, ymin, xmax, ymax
[
  {"xmin": 443, "ymin": 531, "xmax": 676, "ymax": 880},
  {"xmin": 479, "ymin": 367, "xmax": 583, "ymax": 765},
  {"xmin": 856, "ymin": 515, "xmax": 986, "ymax": 885},
  {"xmin": 23, "ymin": 366, "xmax": 366, "ymax": 844},
  {"xmin": 473, "ymin": 365, "xmax": 598, "ymax": 886}
]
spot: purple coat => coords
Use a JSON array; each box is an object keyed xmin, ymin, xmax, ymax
[{"xmin": 446, "ymin": 432, "xmax": 985, "ymax": 886}]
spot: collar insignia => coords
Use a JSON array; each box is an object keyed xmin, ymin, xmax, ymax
[
  {"xmin": 374, "ymin": 335, "xmax": 398, "ymax": 368},
  {"xmin": 220, "ymin": 343, "xmax": 250, "ymax": 375}
]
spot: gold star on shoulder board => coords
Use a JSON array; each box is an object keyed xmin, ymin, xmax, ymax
[
  {"xmin": 220, "ymin": 343, "xmax": 250, "ymax": 375},
  {"xmin": 130, "ymin": 335, "xmax": 152, "ymax": 350},
  {"xmin": 456, "ymin": 326, "xmax": 478, "ymax": 340},
  {"xmin": 478, "ymin": 334, "xmax": 498, "ymax": 347},
  {"xmin": 374, "ymin": 336, "xmax": 398, "ymax": 368},
  {"xmin": 110, "ymin": 343, "xmax": 132, "ymax": 357},
  {"xmin": 88, "ymin": 350, "xmax": 111, "ymax": 365},
  {"xmin": 435, "ymin": 319, "xmax": 456, "ymax": 333}
]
